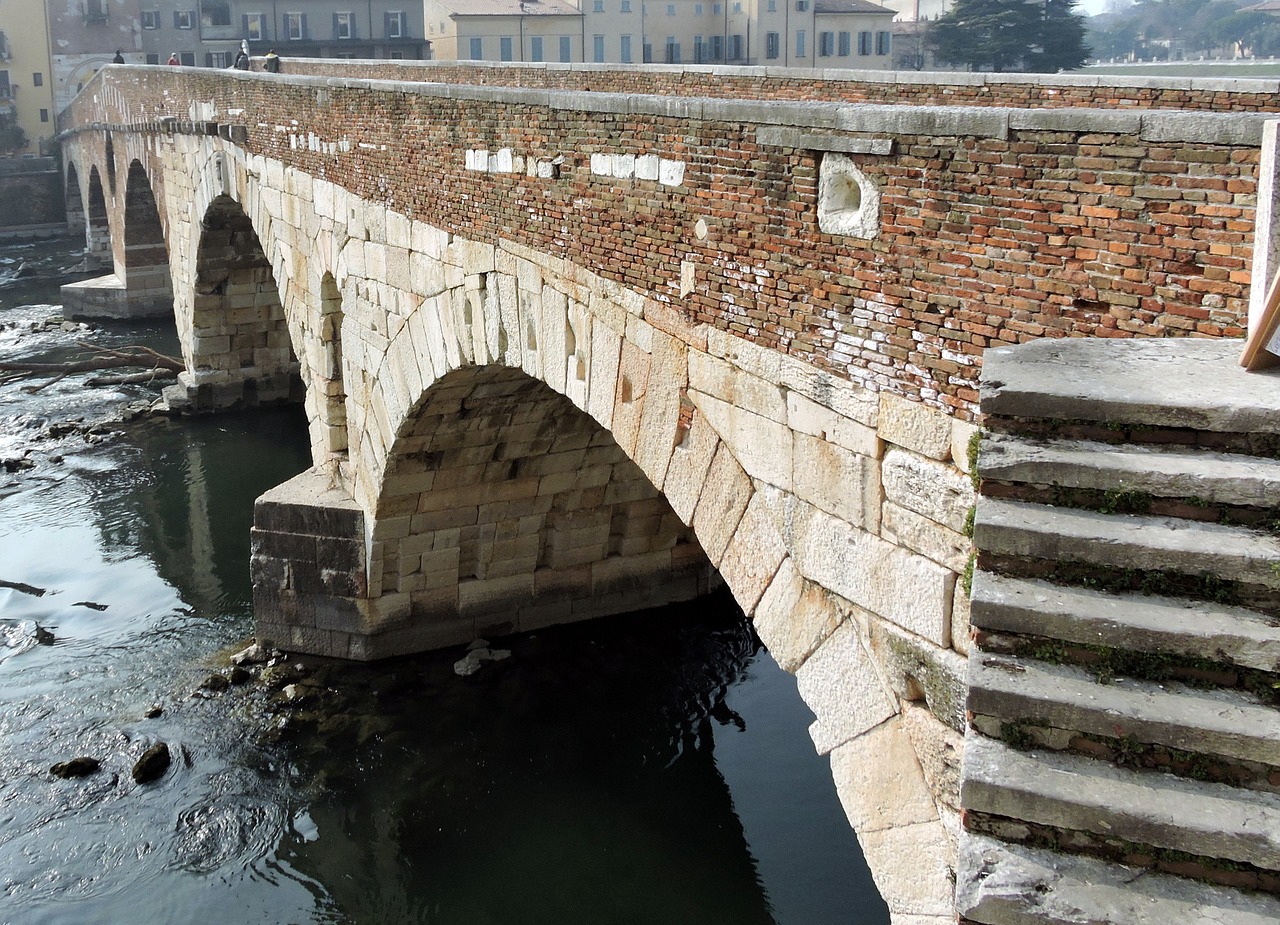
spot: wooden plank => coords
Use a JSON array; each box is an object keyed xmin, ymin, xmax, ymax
[{"xmin": 1241, "ymin": 265, "xmax": 1280, "ymax": 371}]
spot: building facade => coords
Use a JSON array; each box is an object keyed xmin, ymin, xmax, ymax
[{"xmin": 0, "ymin": 0, "xmax": 57, "ymax": 154}]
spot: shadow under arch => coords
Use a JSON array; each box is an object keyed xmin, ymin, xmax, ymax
[
  {"xmin": 64, "ymin": 161, "xmax": 86, "ymax": 240},
  {"xmin": 86, "ymin": 165, "xmax": 112, "ymax": 268},
  {"xmin": 180, "ymin": 193, "xmax": 302, "ymax": 411},
  {"xmin": 368, "ymin": 364, "xmax": 715, "ymax": 648},
  {"xmin": 121, "ymin": 158, "xmax": 173, "ymax": 315}
]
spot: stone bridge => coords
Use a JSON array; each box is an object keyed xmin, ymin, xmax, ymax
[{"xmin": 58, "ymin": 61, "xmax": 1280, "ymax": 923}]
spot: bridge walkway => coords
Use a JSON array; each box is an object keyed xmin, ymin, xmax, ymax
[{"xmin": 960, "ymin": 338, "xmax": 1280, "ymax": 923}]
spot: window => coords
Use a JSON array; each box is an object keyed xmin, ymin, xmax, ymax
[
  {"xmin": 643, "ymin": 40, "xmax": 651, "ymax": 61},
  {"xmin": 593, "ymin": 0, "xmax": 604, "ymax": 9},
  {"xmin": 531, "ymin": 36, "xmax": 543, "ymax": 60},
  {"xmin": 593, "ymin": 34, "xmax": 604, "ymax": 62},
  {"xmin": 694, "ymin": 2, "xmax": 702, "ymax": 12},
  {"xmin": 694, "ymin": 35, "xmax": 703, "ymax": 61},
  {"xmin": 665, "ymin": 38, "xmax": 679, "ymax": 62},
  {"xmin": 385, "ymin": 11, "xmax": 404, "ymax": 37},
  {"xmin": 795, "ymin": 29, "xmax": 805, "ymax": 56},
  {"xmin": 794, "ymin": 0, "xmax": 808, "ymax": 9},
  {"xmin": 207, "ymin": 51, "xmax": 231, "ymax": 66},
  {"xmin": 838, "ymin": 30, "xmax": 849, "ymax": 55},
  {"xmin": 33, "ymin": 72, "xmax": 43, "ymax": 86},
  {"xmin": 818, "ymin": 30, "xmax": 833, "ymax": 56},
  {"xmin": 621, "ymin": 0, "xmax": 631, "ymax": 10},
  {"xmin": 145, "ymin": 52, "xmax": 160, "ymax": 64},
  {"xmin": 469, "ymin": 36, "xmax": 483, "ymax": 58},
  {"xmin": 765, "ymin": 31, "xmax": 778, "ymax": 58},
  {"xmin": 244, "ymin": 13, "xmax": 267, "ymax": 39},
  {"xmin": 334, "ymin": 12, "xmax": 354, "ymax": 38},
  {"xmin": 284, "ymin": 12, "xmax": 305, "ymax": 39},
  {"xmin": 390, "ymin": 49, "xmax": 405, "ymax": 58},
  {"xmin": 733, "ymin": 1, "xmax": 741, "ymax": 11},
  {"xmin": 767, "ymin": 0, "xmax": 776, "ymax": 10},
  {"xmin": 201, "ymin": 1, "xmax": 231, "ymax": 27},
  {"xmin": 180, "ymin": 51, "xmax": 195, "ymax": 65},
  {"xmin": 40, "ymin": 108, "xmax": 50, "ymax": 122},
  {"xmin": 560, "ymin": 35, "xmax": 571, "ymax": 60},
  {"xmin": 712, "ymin": 3, "xmax": 721, "ymax": 12},
  {"xmin": 729, "ymin": 33, "xmax": 742, "ymax": 58},
  {"xmin": 666, "ymin": 3, "xmax": 674, "ymax": 13},
  {"xmin": 620, "ymin": 34, "xmax": 632, "ymax": 62},
  {"xmin": 857, "ymin": 30, "xmax": 871, "ymax": 54},
  {"xmin": 876, "ymin": 30, "xmax": 891, "ymax": 54},
  {"xmin": 174, "ymin": 10, "xmax": 194, "ymax": 28},
  {"xmin": 84, "ymin": 0, "xmax": 109, "ymax": 21},
  {"xmin": 500, "ymin": 36, "xmax": 512, "ymax": 60},
  {"xmin": 709, "ymin": 34, "xmax": 723, "ymax": 59},
  {"xmin": 141, "ymin": 9, "xmax": 160, "ymax": 28}
]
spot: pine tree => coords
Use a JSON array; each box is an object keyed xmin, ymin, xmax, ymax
[{"xmin": 929, "ymin": 0, "xmax": 1091, "ymax": 73}]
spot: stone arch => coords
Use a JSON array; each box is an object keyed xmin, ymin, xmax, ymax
[
  {"xmin": 64, "ymin": 161, "xmax": 86, "ymax": 239},
  {"xmin": 121, "ymin": 159, "xmax": 173, "ymax": 314},
  {"xmin": 178, "ymin": 193, "xmax": 300, "ymax": 411},
  {"xmin": 85, "ymin": 165, "xmax": 112, "ymax": 268}
]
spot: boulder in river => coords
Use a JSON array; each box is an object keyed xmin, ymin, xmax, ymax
[
  {"xmin": 50, "ymin": 756, "xmax": 100, "ymax": 779},
  {"xmin": 131, "ymin": 742, "xmax": 171, "ymax": 784}
]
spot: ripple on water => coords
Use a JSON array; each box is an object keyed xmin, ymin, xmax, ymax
[{"xmin": 171, "ymin": 795, "xmax": 289, "ymax": 875}]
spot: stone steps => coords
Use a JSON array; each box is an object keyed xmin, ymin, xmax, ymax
[
  {"xmin": 968, "ymin": 652, "xmax": 1280, "ymax": 768},
  {"xmin": 971, "ymin": 571, "xmax": 1280, "ymax": 674},
  {"xmin": 961, "ymin": 732, "xmax": 1280, "ymax": 873},
  {"xmin": 979, "ymin": 432, "xmax": 1280, "ymax": 509},
  {"xmin": 958, "ymin": 833, "xmax": 1280, "ymax": 925},
  {"xmin": 973, "ymin": 497, "xmax": 1280, "ymax": 591}
]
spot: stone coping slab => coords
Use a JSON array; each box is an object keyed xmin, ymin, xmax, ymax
[{"xmin": 981, "ymin": 338, "xmax": 1280, "ymax": 434}]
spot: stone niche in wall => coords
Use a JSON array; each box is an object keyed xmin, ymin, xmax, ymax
[{"xmin": 817, "ymin": 152, "xmax": 881, "ymax": 240}]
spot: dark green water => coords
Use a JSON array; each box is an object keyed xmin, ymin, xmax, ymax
[{"xmin": 0, "ymin": 238, "xmax": 890, "ymax": 924}]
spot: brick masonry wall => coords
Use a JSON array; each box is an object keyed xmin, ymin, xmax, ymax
[{"xmin": 60, "ymin": 66, "xmax": 1265, "ymax": 419}]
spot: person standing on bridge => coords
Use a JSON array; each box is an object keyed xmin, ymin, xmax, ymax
[
  {"xmin": 233, "ymin": 49, "xmax": 250, "ymax": 70},
  {"xmin": 264, "ymin": 49, "xmax": 281, "ymax": 73},
  {"xmin": 112, "ymin": 50, "xmax": 124, "ymax": 64},
  {"xmin": 167, "ymin": 52, "xmax": 179, "ymax": 66}
]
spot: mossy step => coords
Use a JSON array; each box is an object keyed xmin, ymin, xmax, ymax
[
  {"xmin": 961, "ymin": 732, "xmax": 1280, "ymax": 872},
  {"xmin": 969, "ymin": 652, "xmax": 1280, "ymax": 767},
  {"xmin": 957, "ymin": 832, "xmax": 1280, "ymax": 925},
  {"xmin": 973, "ymin": 498, "xmax": 1280, "ymax": 590},
  {"xmin": 979, "ymin": 433, "xmax": 1280, "ymax": 509},
  {"xmin": 970, "ymin": 572, "xmax": 1280, "ymax": 674}
]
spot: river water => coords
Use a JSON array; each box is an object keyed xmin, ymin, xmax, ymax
[{"xmin": 0, "ymin": 238, "xmax": 889, "ymax": 925}]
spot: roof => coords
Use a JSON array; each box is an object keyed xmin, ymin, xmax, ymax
[
  {"xmin": 815, "ymin": 0, "xmax": 896, "ymax": 13},
  {"xmin": 438, "ymin": 0, "xmax": 583, "ymax": 16},
  {"xmin": 1240, "ymin": 0, "xmax": 1280, "ymax": 11}
]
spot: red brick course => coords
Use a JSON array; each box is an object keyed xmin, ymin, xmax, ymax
[{"xmin": 60, "ymin": 67, "xmax": 1262, "ymax": 419}]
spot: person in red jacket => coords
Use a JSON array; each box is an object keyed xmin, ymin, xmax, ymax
[{"xmin": 167, "ymin": 52, "xmax": 179, "ymax": 65}]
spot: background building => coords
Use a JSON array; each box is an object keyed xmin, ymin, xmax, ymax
[{"xmin": 0, "ymin": 0, "xmax": 56, "ymax": 154}]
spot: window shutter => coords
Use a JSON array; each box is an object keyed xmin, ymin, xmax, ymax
[
  {"xmin": 241, "ymin": 13, "xmax": 249, "ymax": 35},
  {"xmin": 333, "ymin": 12, "xmax": 339, "ymax": 37},
  {"xmin": 300, "ymin": 13, "xmax": 308, "ymax": 38},
  {"xmin": 384, "ymin": 12, "xmax": 392, "ymax": 37},
  {"xmin": 173, "ymin": 10, "xmax": 181, "ymax": 27}
]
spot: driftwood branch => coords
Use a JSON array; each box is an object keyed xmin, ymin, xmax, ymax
[{"xmin": 0, "ymin": 343, "xmax": 183, "ymax": 391}]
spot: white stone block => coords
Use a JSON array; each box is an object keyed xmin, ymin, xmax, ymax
[
  {"xmin": 793, "ymin": 432, "xmax": 881, "ymax": 532},
  {"xmin": 856, "ymin": 820, "xmax": 956, "ymax": 917},
  {"xmin": 495, "ymin": 148, "xmax": 514, "ymax": 173},
  {"xmin": 611, "ymin": 153, "xmax": 635, "ymax": 178},
  {"xmin": 719, "ymin": 491, "xmax": 787, "ymax": 615},
  {"xmin": 632, "ymin": 331, "xmax": 686, "ymax": 490},
  {"xmin": 883, "ymin": 448, "xmax": 974, "ymax": 534},
  {"xmin": 879, "ymin": 393, "xmax": 953, "ymax": 460},
  {"xmin": 663, "ymin": 411, "xmax": 720, "ymax": 526},
  {"xmin": 951, "ymin": 418, "xmax": 981, "ymax": 476},
  {"xmin": 795, "ymin": 620, "xmax": 897, "ymax": 755},
  {"xmin": 658, "ymin": 159, "xmax": 685, "ymax": 187},
  {"xmin": 688, "ymin": 389, "xmax": 792, "ymax": 491},
  {"xmin": 590, "ymin": 152, "xmax": 611, "ymax": 176},
  {"xmin": 689, "ymin": 351, "xmax": 788, "ymax": 423},
  {"xmin": 882, "ymin": 502, "xmax": 970, "ymax": 574},
  {"xmin": 829, "ymin": 715, "xmax": 940, "ymax": 835},
  {"xmin": 691, "ymin": 444, "xmax": 753, "ymax": 565},
  {"xmin": 587, "ymin": 319, "xmax": 621, "ymax": 431},
  {"xmin": 635, "ymin": 154, "xmax": 659, "ymax": 181}
]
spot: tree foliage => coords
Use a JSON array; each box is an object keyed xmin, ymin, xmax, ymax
[
  {"xmin": 929, "ymin": 0, "xmax": 1091, "ymax": 72},
  {"xmin": 1088, "ymin": 0, "xmax": 1280, "ymax": 61},
  {"xmin": 0, "ymin": 112, "xmax": 27, "ymax": 155}
]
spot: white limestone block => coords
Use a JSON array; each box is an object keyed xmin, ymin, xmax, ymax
[
  {"xmin": 752, "ymin": 559, "xmax": 843, "ymax": 673},
  {"xmin": 541, "ymin": 286, "xmax": 570, "ymax": 396},
  {"xmin": 705, "ymin": 326, "xmax": 781, "ymax": 382},
  {"xmin": 495, "ymin": 148, "xmax": 514, "ymax": 173},
  {"xmin": 900, "ymin": 701, "xmax": 964, "ymax": 815},
  {"xmin": 882, "ymin": 501, "xmax": 970, "ymax": 574},
  {"xmin": 658, "ymin": 159, "xmax": 685, "ymax": 187},
  {"xmin": 784, "ymin": 498, "xmax": 955, "ymax": 646},
  {"xmin": 793, "ymin": 432, "xmax": 881, "ymax": 532},
  {"xmin": 882, "ymin": 448, "xmax": 974, "ymax": 534},
  {"xmin": 565, "ymin": 301, "xmax": 593, "ymax": 413},
  {"xmin": 951, "ymin": 418, "xmax": 981, "ymax": 476},
  {"xmin": 691, "ymin": 444, "xmax": 753, "ymax": 565},
  {"xmin": 385, "ymin": 209, "xmax": 411, "ymax": 250},
  {"xmin": 590, "ymin": 152, "xmax": 611, "ymax": 176},
  {"xmin": 632, "ymin": 330, "xmax": 687, "ymax": 490},
  {"xmin": 855, "ymin": 820, "xmax": 956, "ymax": 918},
  {"xmin": 778, "ymin": 355, "xmax": 879, "ymax": 427},
  {"xmin": 718, "ymin": 491, "xmax": 787, "ymax": 615},
  {"xmin": 689, "ymin": 351, "xmax": 788, "ymax": 423},
  {"xmin": 879, "ymin": 393, "xmax": 953, "ymax": 460},
  {"xmin": 687, "ymin": 389, "xmax": 792, "ymax": 491},
  {"xmin": 829, "ymin": 715, "xmax": 940, "ymax": 835},
  {"xmin": 795, "ymin": 619, "xmax": 897, "ymax": 755},
  {"xmin": 587, "ymin": 318, "xmax": 622, "ymax": 431},
  {"xmin": 611, "ymin": 153, "xmax": 635, "ymax": 178},
  {"xmin": 663, "ymin": 411, "xmax": 720, "ymax": 526},
  {"xmin": 635, "ymin": 154, "xmax": 659, "ymax": 181}
]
